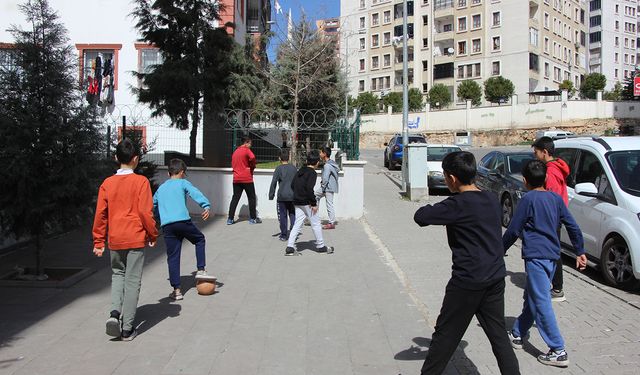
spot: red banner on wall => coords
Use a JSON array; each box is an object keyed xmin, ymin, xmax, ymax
[{"xmin": 634, "ymin": 76, "xmax": 640, "ymax": 97}]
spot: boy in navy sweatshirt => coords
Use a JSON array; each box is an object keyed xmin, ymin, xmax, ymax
[
  {"xmin": 414, "ymin": 151, "xmax": 520, "ymax": 375},
  {"xmin": 503, "ymin": 159, "xmax": 587, "ymax": 368},
  {"xmin": 154, "ymin": 159, "xmax": 212, "ymax": 301}
]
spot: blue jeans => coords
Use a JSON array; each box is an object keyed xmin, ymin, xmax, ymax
[
  {"xmin": 163, "ymin": 220, "xmax": 206, "ymax": 288},
  {"xmin": 512, "ymin": 259, "xmax": 565, "ymax": 351},
  {"xmin": 277, "ymin": 201, "xmax": 295, "ymax": 237}
]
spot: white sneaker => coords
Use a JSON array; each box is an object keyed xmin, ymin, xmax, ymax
[{"xmin": 195, "ymin": 270, "xmax": 208, "ymax": 280}]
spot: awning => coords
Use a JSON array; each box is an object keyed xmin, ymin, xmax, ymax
[{"xmin": 527, "ymin": 90, "xmax": 561, "ymax": 96}]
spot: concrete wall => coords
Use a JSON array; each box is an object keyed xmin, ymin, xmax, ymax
[
  {"xmin": 360, "ymin": 96, "xmax": 640, "ymax": 134},
  {"xmin": 154, "ymin": 161, "xmax": 367, "ymax": 220}
]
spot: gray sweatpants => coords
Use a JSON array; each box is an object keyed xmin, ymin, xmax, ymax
[
  {"xmin": 315, "ymin": 191, "xmax": 336, "ymax": 224},
  {"xmin": 287, "ymin": 205, "xmax": 325, "ymax": 250},
  {"xmin": 110, "ymin": 248, "xmax": 145, "ymax": 331}
]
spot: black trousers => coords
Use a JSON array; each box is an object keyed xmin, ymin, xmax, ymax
[
  {"xmin": 421, "ymin": 279, "xmax": 520, "ymax": 375},
  {"xmin": 277, "ymin": 201, "xmax": 295, "ymax": 236},
  {"xmin": 228, "ymin": 183, "xmax": 257, "ymax": 220}
]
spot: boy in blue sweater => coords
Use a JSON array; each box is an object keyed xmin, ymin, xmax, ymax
[
  {"xmin": 154, "ymin": 159, "xmax": 212, "ymax": 301},
  {"xmin": 503, "ymin": 159, "xmax": 587, "ymax": 368}
]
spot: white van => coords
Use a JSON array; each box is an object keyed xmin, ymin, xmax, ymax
[{"xmin": 535, "ymin": 130, "xmax": 576, "ymax": 140}]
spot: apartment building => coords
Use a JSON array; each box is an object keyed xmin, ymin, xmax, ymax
[
  {"xmin": 587, "ymin": 0, "xmax": 639, "ymax": 90},
  {"xmin": 341, "ymin": 0, "xmax": 588, "ymax": 106},
  {"xmin": 317, "ymin": 18, "xmax": 342, "ymax": 58}
]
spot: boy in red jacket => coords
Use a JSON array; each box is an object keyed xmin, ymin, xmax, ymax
[
  {"xmin": 92, "ymin": 139, "xmax": 158, "ymax": 341},
  {"xmin": 227, "ymin": 136, "xmax": 261, "ymax": 224},
  {"xmin": 532, "ymin": 136, "xmax": 571, "ymax": 301}
]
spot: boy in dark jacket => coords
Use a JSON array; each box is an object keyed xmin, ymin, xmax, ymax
[
  {"xmin": 532, "ymin": 136, "xmax": 571, "ymax": 301},
  {"xmin": 414, "ymin": 151, "xmax": 520, "ymax": 375},
  {"xmin": 504, "ymin": 160, "xmax": 586, "ymax": 368},
  {"xmin": 269, "ymin": 150, "xmax": 297, "ymax": 241},
  {"xmin": 285, "ymin": 150, "xmax": 334, "ymax": 256}
]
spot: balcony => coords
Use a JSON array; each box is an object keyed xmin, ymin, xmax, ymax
[{"xmin": 434, "ymin": 0, "xmax": 455, "ymax": 18}]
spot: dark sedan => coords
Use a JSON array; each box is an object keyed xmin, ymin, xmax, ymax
[{"xmin": 476, "ymin": 151, "xmax": 534, "ymax": 227}]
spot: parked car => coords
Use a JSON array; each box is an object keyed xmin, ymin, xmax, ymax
[
  {"xmin": 535, "ymin": 129, "xmax": 576, "ymax": 140},
  {"xmin": 426, "ymin": 144, "xmax": 462, "ymax": 189},
  {"xmin": 383, "ymin": 134, "xmax": 427, "ymax": 170},
  {"xmin": 476, "ymin": 151, "xmax": 534, "ymax": 227},
  {"xmin": 554, "ymin": 136, "xmax": 640, "ymax": 289}
]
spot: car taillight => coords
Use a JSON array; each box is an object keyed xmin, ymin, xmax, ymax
[{"xmin": 393, "ymin": 145, "xmax": 400, "ymax": 151}]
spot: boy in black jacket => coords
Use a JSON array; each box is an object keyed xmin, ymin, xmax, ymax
[
  {"xmin": 285, "ymin": 150, "xmax": 334, "ymax": 256},
  {"xmin": 413, "ymin": 151, "xmax": 520, "ymax": 375}
]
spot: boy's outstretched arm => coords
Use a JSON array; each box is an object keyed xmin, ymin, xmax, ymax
[
  {"xmin": 559, "ymin": 203, "xmax": 587, "ymax": 270},
  {"xmin": 184, "ymin": 180, "xmax": 211, "ymax": 210},
  {"xmin": 502, "ymin": 199, "xmax": 528, "ymax": 254},
  {"xmin": 413, "ymin": 198, "xmax": 457, "ymax": 227},
  {"xmin": 268, "ymin": 168, "xmax": 279, "ymax": 200}
]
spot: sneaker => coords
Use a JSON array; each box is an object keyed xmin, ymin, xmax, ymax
[
  {"xmin": 538, "ymin": 349, "xmax": 569, "ymax": 367},
  {"xmin": 226, "ymin": 218, "xmax": 234, "ymax": 225},
  {"xmin": 322, "ymin": 223, "xmax": 336, "ymax": 230},
  {"xmin": 105, "ymin": 310, "xmax": 121, "ymax": 338},
  {"xmin": 169, "ymin": 289, "xmax": 183, "ymax": 301},
  {"xmin": 316, "ymin": 246, "xmax": 334, "ymax": 254},
  {"xmin": 278, "ymin": 236, "xmax": 288, "ymax": 242},
  {"xmin": 507, "ymin": 331, "xmax": 523, "ymax": 350},
  {"xmin": 248, "ymin": 218, "xmax": 262, "ymax": 224},
  {"xmin": 551, "ymin": 289, "xmax": 566, "ymax": 302},
  {"xmin": 285, "ymin": 247, "xmax": 299, "ymax": 256},
  {"xmin": 121, "ymin": 328, "xmax": 138, "ymax": 342},
  {"xmin": 195, "ymin": 270, "xmax": 208, "ymax": 280}
]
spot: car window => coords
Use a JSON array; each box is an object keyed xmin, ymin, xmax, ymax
[
  {"xmin": 575, "ymin": 150, "xmax": 614, "ymax": 202},
  {"xmin": 480, "ymin": 153, "xmax": 496, "ymax": 169},
  {"xmin": 494, "ymin": 154, "xmax": 506, "ymax": 174},
  {"xmin": 506, "ymin": 154, "xmax": 534, "ymax": 174},
  {"xmin": 555, "ymin": 148, "xmax": 579, "ymax": 188},
  {"xmin": 427, "ymin": 147, "xmax": 461, "ymax": 161},
  {"xmin": 607, "ymin": 150, "xmax": 640, "ymax": 197},
  {"xmin": 409, "ymin": 136, "xmax": 426, "ymax": 144}
]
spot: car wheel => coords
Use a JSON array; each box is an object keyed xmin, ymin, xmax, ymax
[
  {"xmin": 384, "ymin": 152, "xmax": 389, "ymax": 168},
  {"xmin": 501, "ymin": 195, "xmax": 513, "ymax": 228},
  {"xmin": 600, "ymin": 236, "xmax": 639, "ymax": 290},
  {"xmin": 388, "ymin": 159, "xmax": 395, "ymax": 170}
]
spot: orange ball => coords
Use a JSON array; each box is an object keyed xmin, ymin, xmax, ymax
[{"xmin": 196, "ymin": 276, "xmax": 217, "ymax": 295}]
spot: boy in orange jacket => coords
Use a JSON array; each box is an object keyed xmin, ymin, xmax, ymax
[{"xmin": 92, "ymin": 139, "xmax": 158, "ymax": 341}]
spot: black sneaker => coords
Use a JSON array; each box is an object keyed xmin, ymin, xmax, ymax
[
  {"xmin": 538, "ymin": 349, "xmax": 569, "ymax": 367},
  {"xmin": 285, "ymin": 247, "xmax": 299, "ymax": 256},
  {"xmin": 121, "ymin": 328, "xmax": 138, "ymax": 342},
  {"xmin": 316, "ymin": 246, "xmax": 334, "ymax": 254},
  {"xmin": 551, "ymin": 289, "xmax": 566, "ymax": 302},
  {"xmin": 507, "ymin": 331, "xmax": 523, "ymax": 350},
  {"xmin": 106, "ymin": 310, "xmax": 121, "ymax": 337}
]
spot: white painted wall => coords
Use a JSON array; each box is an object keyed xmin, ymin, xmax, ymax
[{"xmin": 154, "ymin": 161, "xmax": 367, "ymax": 220}]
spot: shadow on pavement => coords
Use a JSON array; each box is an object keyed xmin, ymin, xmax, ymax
[
  {"xmin": 504, "ymin": 316, "xmax": 545, "ymax": 360},
  {"xmin": 394, "ymin": 337, "xmax": 479, "ymax": 374},
  {"xmin": 135, "ymin": 299, "xmax": 182, "ymax": 335},
  {"xmin": 506, "ymin": 270, "xmax": 526, "ymax": 290}
]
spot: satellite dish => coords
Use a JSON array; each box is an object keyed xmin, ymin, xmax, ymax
[{"xmin": 447, "ymin": 47, "xmax": 454, "ymax": 54}]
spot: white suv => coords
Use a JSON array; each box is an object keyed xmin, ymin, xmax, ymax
[{"xmin": 554, "ymin": 137, "xmax": 640, "ymax": 289}]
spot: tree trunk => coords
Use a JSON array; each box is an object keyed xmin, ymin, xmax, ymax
[
  {"xmin": 190, "ymin": 96, "xmax": 199, "ymax": 159},
  {"xmin": 35, "ymin": 234, "xmax": 44, "ymax": 276},
  {"xmin": 292, "ymin": 92, "xmax": 299, "ymax": 167}
]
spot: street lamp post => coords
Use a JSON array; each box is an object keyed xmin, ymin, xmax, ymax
[{"xmin": 401, "ymin": 0, "xmax": 409, "ymax": 192}]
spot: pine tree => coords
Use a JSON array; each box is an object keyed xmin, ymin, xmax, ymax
[{"xmin": 0, "ymin": 0, "xmax": 104, "ymax": 277}]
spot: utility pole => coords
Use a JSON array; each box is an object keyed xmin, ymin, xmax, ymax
[
  {"xmin": 344, "ymin": 34, "xmax": 349, "ymax": 127},
  {"xmin": 401, "ymin": 0, "xmax": 409, "ymax": 192}
]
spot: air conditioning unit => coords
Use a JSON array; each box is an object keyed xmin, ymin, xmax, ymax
[{"xmin": 248, "ymin": 26, "xmax": 260, "ymax": 32}]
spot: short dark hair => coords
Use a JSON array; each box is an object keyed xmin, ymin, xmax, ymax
[
  {"xmin": 241, "ymin": 136, "xmax": 252, "ymax": 144},
  {"xmin": 522, "ymin": 159, "xmax": 546, "ymax": 188},
  {"xmin": 116, "ymin": 138, "xmax": 139, "ymax": 164},
  {"xmin": 320, "ymin": 145, "xmax": 332, "ymax": 158},
  {"xmin": 442, "ymin": 151, "xmax": 476, "ymax": 185},
  {"xmin": 279, "ymin": 149, "xmax": 290, "ymax": 162},
  {"xmin": 168, "ymin": 158, "xmax": 187, "ymax": 176},
  {"xmin": 306, "ymin": 149, "xmax": 320, "ymax": 166},
  {"xmin": 532, "ymin": 136, "xmax": 555, "ymax": 156}
]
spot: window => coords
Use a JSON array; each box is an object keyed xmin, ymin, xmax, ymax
[
  {"xmin": 589, "ymin": 15, "xmax": 600, "ymax": 27},
  {"xmin": 76, "ymin": 44, "xmax": 122, "ymax": 90},
  {"xmin": 554, "ymin": 147, "xmax": 578, "ymax": 186},
  {"xmin": 492, "ymin": 61, "xmax": 500, "ymax": 76},
  {"xmin": 0, "ymin": 46, "xmax": 17, "ymax": 71},
  {"xmin": 529, "ymin": 28, "xmax": 538, "ymax": 47},
  {"xmin": 422, "ymin": 83, "xmax": 428, "ymax": 93},
  {"xmin": 443, "ymin": 23, "xmax": 453, "ymax": 32},
  {"xmin": 359, "ymin": 80, "xmax": 365, "ymax": 92},
  {"xmin": 384, "ymin": 54, "xmax": 391, "ymax": 67},
  {"xmin": 372, "ymin": 13, "xmax": 379, "ymax": 26},
  {"xmin": 359, "ymin": 58, "xmax": 365, "ymax": 71},
  {"xmin": 544, "ymin": 13, "xmax": 549, "ymax": 29},
  {"xmin": 372, "ymin": 34, "xmax": 380, "ymax": 47},
  {"xmin": 423, "ymin": 15, "xmax": 428, "ymax": 26},
  {"xmin": 544, "ymin": 37, "xmax": 549, "ymax": 53},
  {"xmin": 472, "ymin": 14, "xmax": 481, "ymax": 29},
  {"xmin": 384, "ymin": 32, "xmax": 391, "ymax": 45},
  {"xmin": 466, "ymin": 64, "xmax": 473, "ymax": 77},
  {"xmin": 589, "ymin": 31, "xmax": 601, "ymax": 44},
  {"xmin": 384, "ymin": 10, "xmax": 391, "ymax": 24},
  {"xmin": 471, "ymin": 0, "xmax": 481, "ymax": 4},
  {"xmin": 360, "ymin": 17, "xmax": 365, "ymax": 29},
  {"xmin": 458, "ymin": 17, "xmax": 467, "ymax": 32},
  {"xmin": 422, "ymin": 60, "xmax": 428, "ymax": 71},
  {"xmin": 615, "ymin": 53, "xmax": 619, "ymax": 63},
  {"xmin": 360, "ymin": 38, "xmax": 366, "ymax": 50},
  {"xmin": 458, "ymin": 0, "xmax": 467, "ymax": 7},
  {"xmin": 529, "ymin": 53, "xmax": 539, "ymax": 72},
  {"xmin": 615, "ymin": 21, "xmax": 619, "ymax": 31},
  {"xmin": 394, "ymin": 2, "xmax": 414, "ymax": 19},
  {"xmin": 492, "ymin": 12, "xmax": 500, "ymax": 27},
  {"xmin": 457, "ymin": 63, "xmax": 481, "ymax": 79},
  {"xmin": 575, "ymin": 151, "xmax": 614, "ymax": 201},
  {"xmin": 615, "ymin": 37, "xmax": 619, "ymax": 47},
  {"xmin": 554, "ymin": 66, "xmax": 561, "ymax": 81},
  {"xmin": 615, "ymin": 69, "xmax": 618, "ymax": 79},
  {"xmin": 544, "ymin": 62, "xmax": 550, "ymax": 78},
  {"xmin": 139, "ymin": 47, "xmax": 162, "ymax": 75},
  {"xmin": 371, "ymin": 78, "xmax": 377, "ymax": 91},
  {"xmin": 423, "ymin": 37, "xmax": 429, "ymax": 48},
  {"xmin": 458, "ymin": 65, "xmax": 464, "ymax": 78},
  {"xmin": 492, "ymin": 36, "xmax": 501, "ymax": 51},
  {"xmin": 458, "ymin": 40, "xmax": 467, "ymax": 55},
  {"xmin": 360, "ymin": 0, "xmax": 365, "ymax": 8},
  {"xmin": 472, "ymin": 38, "xmax": 481, "ymax": 53},
  {"xmin": 372, "ymin": 56, "xmax": 379, "ymax": 69}
]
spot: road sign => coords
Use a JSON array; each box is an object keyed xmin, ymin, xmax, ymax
[{"xmin": 634, "ymin": 76, "xmax": 640, "ymax": 97}]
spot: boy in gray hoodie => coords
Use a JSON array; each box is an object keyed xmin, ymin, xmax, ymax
[
  {"xmin": 269, "ymin": 150, "xmax": 298, "ymax": 241},
  {"xmin": 316, "ymin": 146, "xmax": 339, "ymax": 229}
]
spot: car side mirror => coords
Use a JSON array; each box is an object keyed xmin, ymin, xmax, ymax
[{"xmin": 575, "ymin": 182, "xmax": 598, "ymax": 197}]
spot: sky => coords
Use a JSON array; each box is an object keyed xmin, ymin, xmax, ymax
[{"xmin": 267, "ymin": 0, "xmax": 340, "ymax": 60}]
